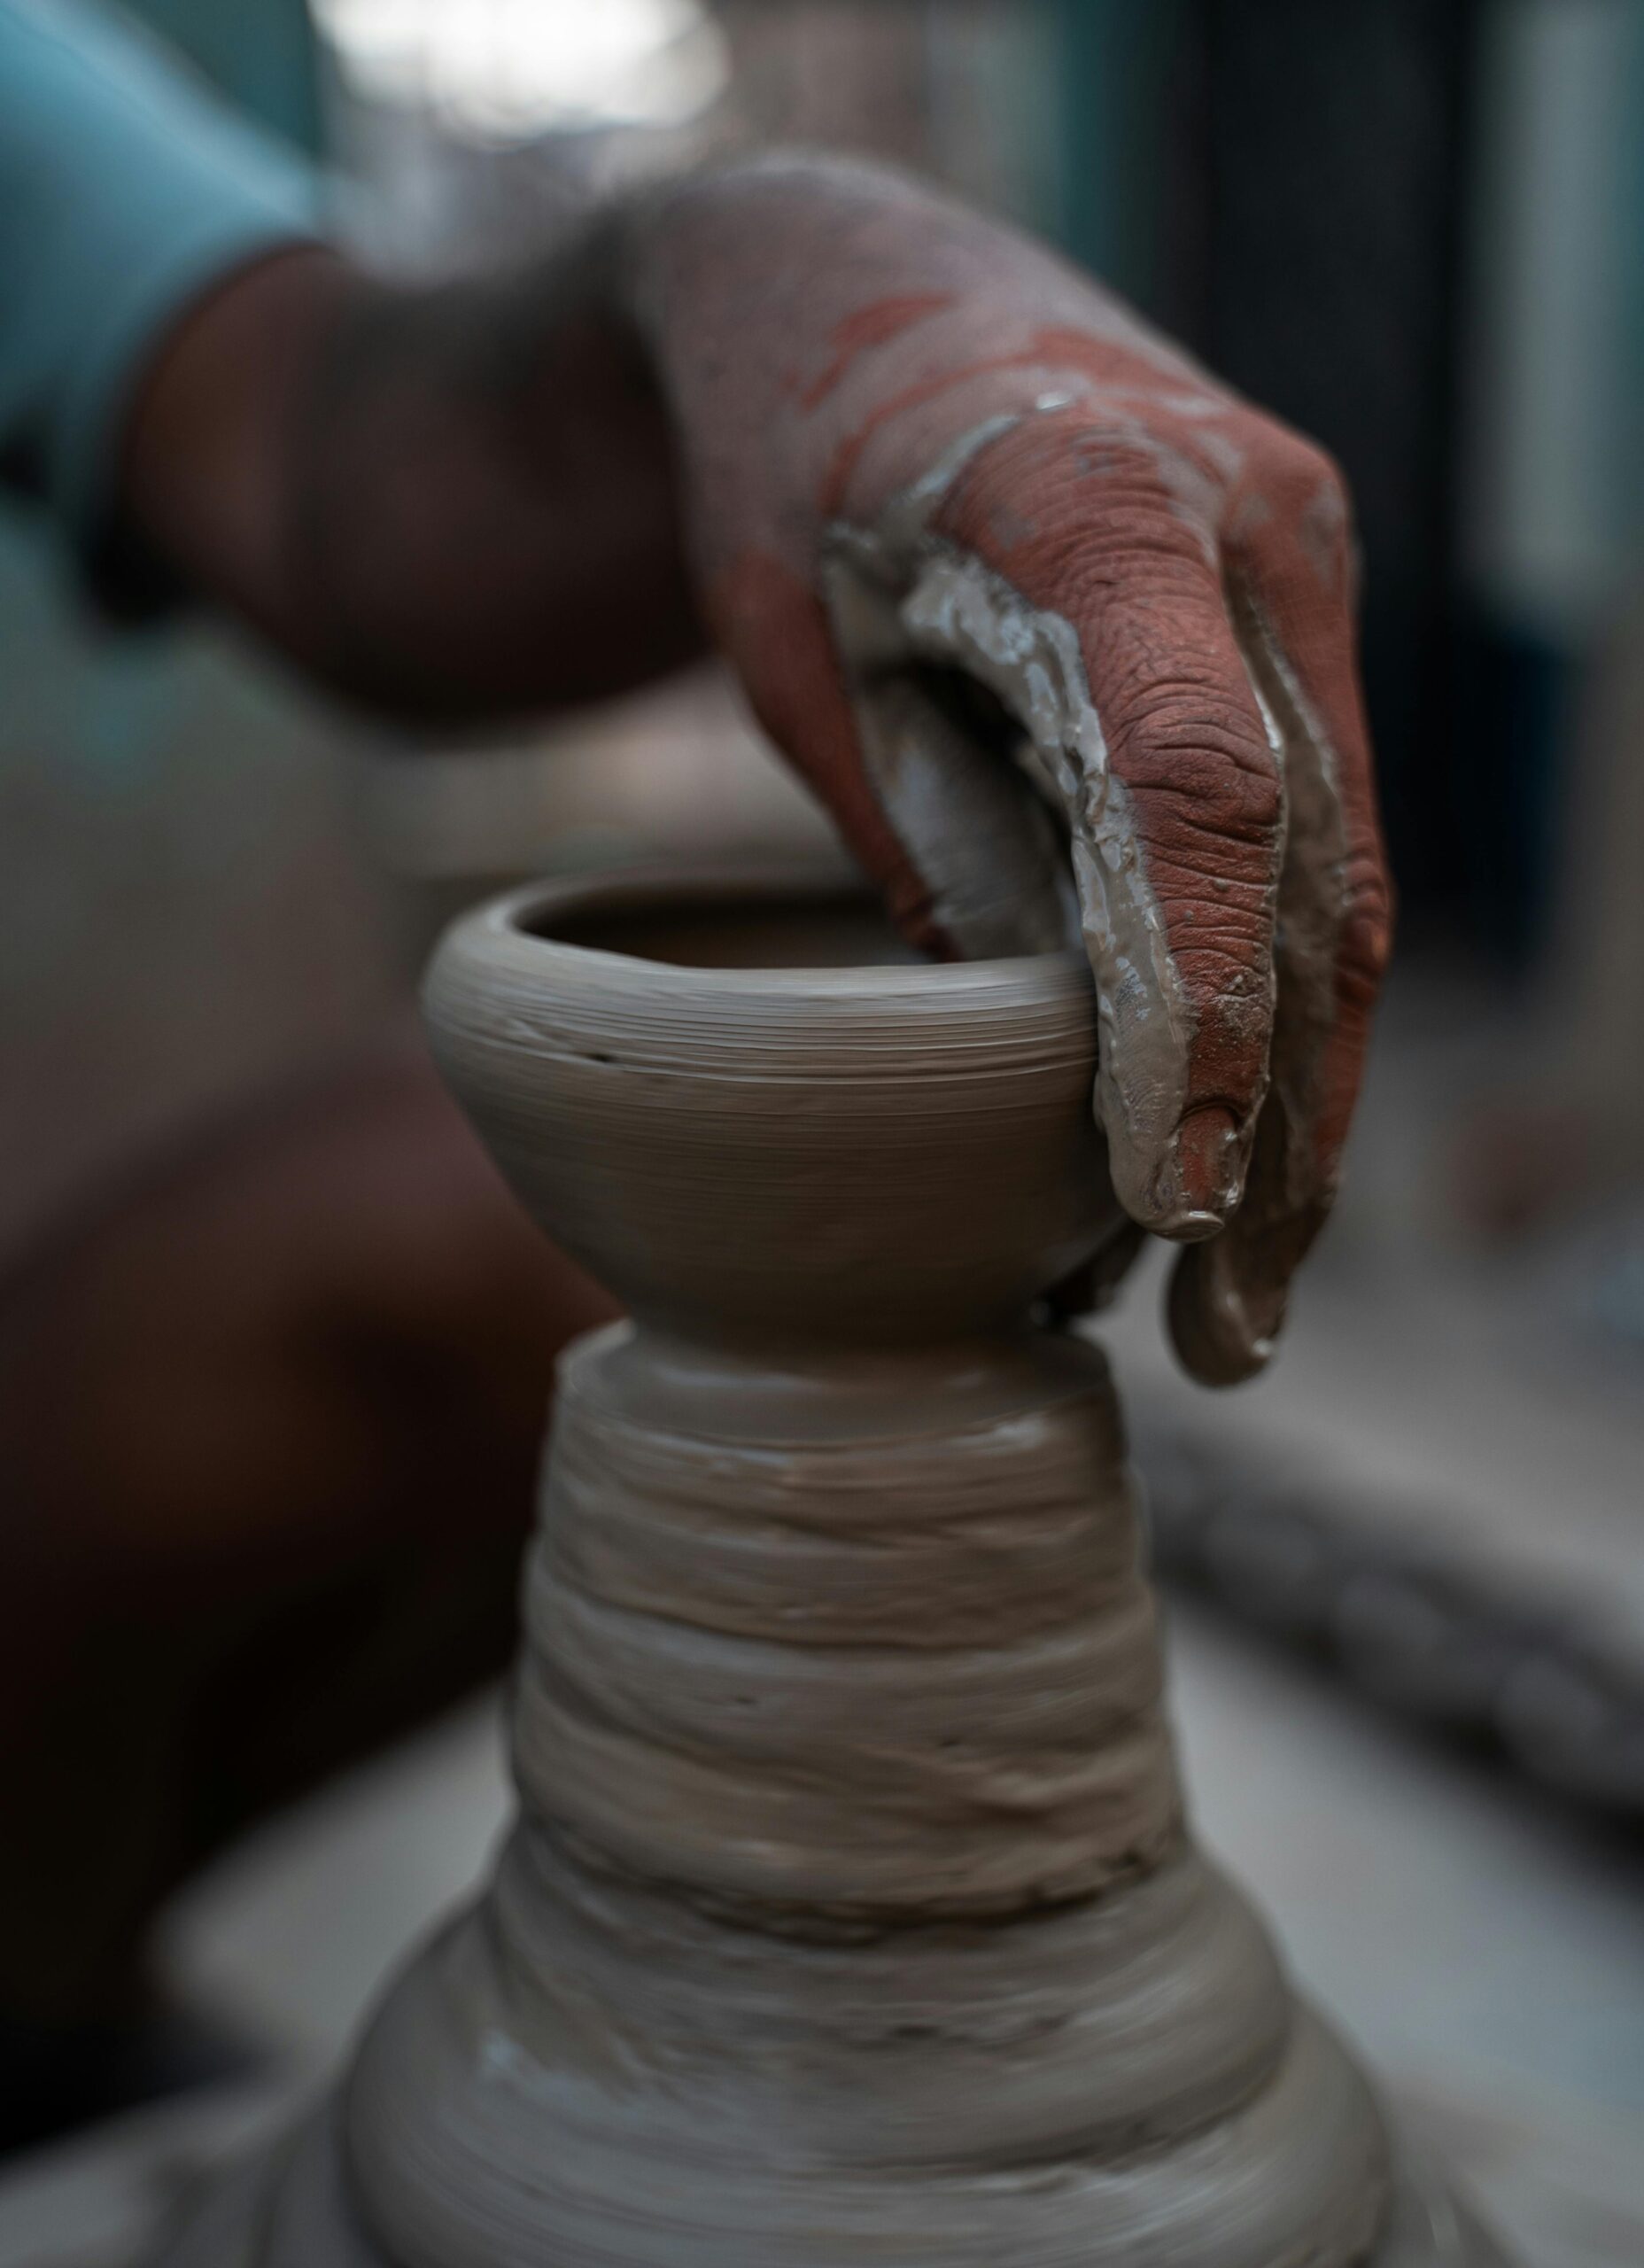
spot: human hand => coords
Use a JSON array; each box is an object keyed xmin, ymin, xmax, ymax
[
  {"xmin": 637, "ymin": 158, "xmax": 1392, "ymax": 1383},
  {"xmin": 120, "ymin": 157, "xmax": 1387, "ymax": 1386}
]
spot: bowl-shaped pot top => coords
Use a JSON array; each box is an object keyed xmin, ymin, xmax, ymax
[{"xmin": 423, "ymin": 870, "xmax": 1120, "ymax": 1346}]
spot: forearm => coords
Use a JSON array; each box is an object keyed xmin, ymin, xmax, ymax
[
  {"xmin": 120, "ymin": 223, "xmax": 702, "ymax": 724},
  {"xmin": 117, "ymin": 151, "xmax": 1166, "ymax": 727}
]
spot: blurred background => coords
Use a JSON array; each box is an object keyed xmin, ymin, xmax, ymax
[{"xmin": 2, "ymin": 5, "xmax": 1643, "ymax": 2264}]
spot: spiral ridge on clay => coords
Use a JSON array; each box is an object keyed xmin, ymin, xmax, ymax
[
  {"xmin": 154, "ymin": 874, "xmax": 1502, "ymax": 2268},
  {"xmin": 512, "ymin": 1331, "xmax": 1178, "ymax": 1918}
]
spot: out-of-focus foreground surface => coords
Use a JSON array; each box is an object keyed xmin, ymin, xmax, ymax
[{"xmin": 2, "ymin": 3, "xmax": 1642, "ymax": 2263}]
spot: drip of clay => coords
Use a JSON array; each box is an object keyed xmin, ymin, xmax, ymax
[{"xmin": 158, "ymin": 871, "xmax": 1508, "ymax": 2266}]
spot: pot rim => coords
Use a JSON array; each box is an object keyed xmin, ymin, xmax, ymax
[{"xmin": 450, "ymin": 862, "xmax": 1090, "ymax": 1006}]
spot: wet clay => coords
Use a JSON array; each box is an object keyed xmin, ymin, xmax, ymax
[{"xmin": 155, "ymin": 873, "xmax": 1508, "ymax": 2267}]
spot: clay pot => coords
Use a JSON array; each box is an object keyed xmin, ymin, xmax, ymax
[
  {"xmin": 157, "ymin": 870, "xmax": 1508, "ymax": 2268},
  {"xmin": 423, "ymin": 869, "xmax": 1125, "ymax": 1345}
]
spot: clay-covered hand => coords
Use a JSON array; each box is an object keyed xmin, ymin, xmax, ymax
[
  {"xmin": 636, "ymin": 157, "xmax": 1392, "ymax": 1385},
  {"xmin": 121, "ymin": 153, "xmax": 1387, "ymax": 1385}
]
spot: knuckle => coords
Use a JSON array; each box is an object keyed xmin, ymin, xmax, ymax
[
  {"xmin": 950, "ymin": 416, "xmax": 1221, "ymax": 563},
  {"xmin": 1120, "ymin": 717, "xmax": 1284, "ymax": 841},
  {"xmin": 1150, "ymin": 822, "xmax": 1280, "ymax": 903},
  {"xmin": 1118, "ymin": 675, "xmax": 1274, "ymax": 759},
  {"xmin": 1338, "ymin": 860, "xmax": 1394, "ymax": 1001},
  {"xmin": 1263, "ymin": 426, "xmax": 1348, "ymax": 506},
  {"xmin": 1250, "ymin": 432, "xmax": 1361, "ymax": 580}
]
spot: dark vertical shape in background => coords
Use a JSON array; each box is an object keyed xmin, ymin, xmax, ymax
[
  {"xmin": 1053, "ymin": 0, "xmax": 1192, "ymax": 329},
  {"xmin": 1189, "ymin": 0, "xmax": 1482, "ymax": 929}
]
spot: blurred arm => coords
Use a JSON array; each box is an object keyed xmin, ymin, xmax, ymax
[
  {"xmin": 0, "ymin": 0, "xmax": 319, "ymax": 581},
  {"xmin": 118, "ymin": 231, "xmax": 705, "ymax": 718},
  {"xmin": 1, "ymin": 5, "xmax": 1390, "ymax": 1379},
  {"xmin": 0, "ymin": 0, "xmax": 701, "ymax": 711}
]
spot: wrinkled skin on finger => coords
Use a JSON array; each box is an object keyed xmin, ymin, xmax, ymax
[{"xmin": 631, "ymin": 156, "xmax": 1392, "ymax": 1383}]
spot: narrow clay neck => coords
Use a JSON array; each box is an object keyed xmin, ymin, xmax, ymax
[
  {"xmin": 570, "ymin": 1311, "xmax": 1116, "ymax": 1443},
  {"xmin": 508, "ymin": 1318, "xmax": 1183, "ymax": 1930}
]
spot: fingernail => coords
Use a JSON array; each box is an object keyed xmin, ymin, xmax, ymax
[{"xmin": 1150, "ymin": 1106, "xmax": 1245, "ymax": 1239}]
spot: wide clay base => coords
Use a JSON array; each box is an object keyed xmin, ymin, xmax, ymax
[
  {"xmin": 154, "ymin": 1332, "xmax": 1510, "ymax": 2268},
  {"xmin": 158, "ymin": 2082, "xmax": 1508, "ymax": 2268}
]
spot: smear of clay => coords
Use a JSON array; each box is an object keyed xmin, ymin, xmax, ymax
[{"xmin": 821, "ymin": 407, "xmax": 1214, "ymax": 1237}]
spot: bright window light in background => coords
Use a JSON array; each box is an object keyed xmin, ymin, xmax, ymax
[{"xmin": 310, "ymin": 0, "xmax": 730, "ymax": 143}]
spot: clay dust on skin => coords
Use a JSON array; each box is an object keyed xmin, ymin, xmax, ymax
[
  {"xmin": 818, "ymin": 351, "xmax": 1362, "ymax": 1379},
  {"xmin": 822, "ymin": 395, "xmax": 1221, "ymax": 1239}
]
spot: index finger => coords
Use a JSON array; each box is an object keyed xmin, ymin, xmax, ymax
[{"xmin": 919, "ymin": 406, "xmax": 1284, "ymax": 1237}]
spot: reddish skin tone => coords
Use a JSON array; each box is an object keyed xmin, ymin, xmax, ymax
[{"xmin": 795, "ymin": 291, "xmax": 956, "ymax": 412}]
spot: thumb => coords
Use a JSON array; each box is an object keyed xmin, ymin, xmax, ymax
[{"xmin": 714, "ymin": 540, "xmax": 1076, "ymax": 961}]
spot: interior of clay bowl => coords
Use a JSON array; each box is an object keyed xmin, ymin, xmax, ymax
[{"xmin": 515, "ymin": 882, "xmax": 928, "ymax": 973}]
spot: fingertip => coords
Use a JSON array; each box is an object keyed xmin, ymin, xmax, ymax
[
  {"xmin": 1166, "ymin": 1239, "xmax": 1285, "ymax": 1388},
  {"xmin": 1170, "ymin": 1209, "xmax": 1228, "ymax": 1244},
  {"xmin": 1135, "ymin": 1104, "xmax": 1250, "ymax": 1242}
]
